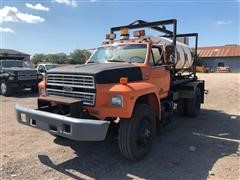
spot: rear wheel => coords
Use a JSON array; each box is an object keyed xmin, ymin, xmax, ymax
[
  {"xmin": 0, "ymin": 82, "xmax": 12, "ymax": 96},
  {"xmin": 186, "ymin": 87, "xmax": 201, "ymax": 117},
  {"xmin": 177, "ymin": 98, "xmax": 187, "ymax": 115},
  {"xmin": 118, "ymin": 104, "xmax": 156, "ymax": 161}
]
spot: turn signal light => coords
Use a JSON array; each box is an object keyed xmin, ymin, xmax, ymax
[
  {"xmin": 120, "ymin": 77, "xmax": 128, "ymax": 85},
  {"xmin": 133, "ymin": 30, "xmax": 145, "ymax": 37}
]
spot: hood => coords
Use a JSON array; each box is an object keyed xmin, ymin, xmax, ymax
[
  {"xmin": 3, "ymin": 67, "xmax": 36, "ymax": 71},
  {"xmin": 2, "ymin": 67, "xmax": 37, "ymax": 75},
  {"xmin": 48, "ymin": 63, "xmax": 143, "ymax": 84}
]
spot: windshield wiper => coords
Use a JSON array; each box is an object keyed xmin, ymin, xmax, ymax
[{"xmin": 107, "ymin": 59, "xmax": 125, "ymax": 62}]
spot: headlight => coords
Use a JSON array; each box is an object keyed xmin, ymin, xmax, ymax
[
  {"xmin": 111, "ymin": 95, "xmax": 123, "ymax": 107},
  {"xmin": 8, "ymin": 76, "xmax": 14, "ymax": 80}
]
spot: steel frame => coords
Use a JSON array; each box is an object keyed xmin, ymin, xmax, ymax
[{"xmin": 110, "ymin": 19, "xmax": 198, "ymax": 79}]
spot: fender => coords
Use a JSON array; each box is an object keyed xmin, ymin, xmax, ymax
[
  {"xmin": 105, "ymin": 81, "xmax": 160, "ymax": 119},
  {"xmin": 178, "ymin": 80, "xmax": 205, "ymax": 103}
]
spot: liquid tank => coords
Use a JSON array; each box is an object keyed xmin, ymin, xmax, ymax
[{"xmin": 150, "ymin": 37, "xmax": 193, "ymax": 70}]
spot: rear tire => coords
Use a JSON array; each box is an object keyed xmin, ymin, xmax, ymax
[
  {"xmin": 118, "ymin": 104, "xmax": 156, "ymax": 161},
  {"xmin": 0, "ymin": 82, "xmax": 12, "ymax": 96},
  {"xmin": 177, "ymin": 98, "xmax": 187, "ymax": 115},
  {"xmin": 186, "ymin": 87, "xmax": 201, "ymax": 117}
]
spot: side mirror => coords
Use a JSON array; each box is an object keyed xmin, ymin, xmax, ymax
[{"xmin": 39, "ymin": 68, "xmax": 46, "ymax": 73}]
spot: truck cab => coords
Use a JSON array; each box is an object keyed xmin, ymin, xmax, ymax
[
  {"xmin": 36, "ymin": 63, "xmax": 59, "ymax": 74},
  {"xmin": 16, "ymin": 19, "xmax": 205, "ymax": 161},
  {"xmin": 0, "ymin": 59, "xmax": 43, "ymax": 96}
]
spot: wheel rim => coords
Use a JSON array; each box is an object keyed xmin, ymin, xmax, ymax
[
  {"xmin": 137, "ymin": 118, "xmax": 152, "ymax": 147},
  {"xmin": 1, "ymin": 83, "xmax": 7, "ymax": 94}
]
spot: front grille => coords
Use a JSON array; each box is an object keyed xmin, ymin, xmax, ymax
[
  {"xmin": 47, "ymin": 74, "xmax": 95, "ymax": 89},
  {"xmin": 47, "ymin": 74, "xmax": 96, "ymax": 106},
  {"xmin": 18, "ymin": 71, "xmax": 37, "ymax": 80}
]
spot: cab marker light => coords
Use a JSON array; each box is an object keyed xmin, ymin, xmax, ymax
[
  {"xmin": 133, "ymin": 30, "xmax": 145, "ymax": 37},
  {"xmin": 106, "ymin": 33, "xmax": 116, "ymax": 40}
]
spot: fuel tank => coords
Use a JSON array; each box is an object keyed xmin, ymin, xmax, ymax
[{"xmin": 150, "ymin": 37, "xmax": 193, "ymax": 69}]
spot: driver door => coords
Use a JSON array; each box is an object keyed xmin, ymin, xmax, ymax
[{"xmin": 148, "ymin": 46, "xmax": 170, "ymax": 98}]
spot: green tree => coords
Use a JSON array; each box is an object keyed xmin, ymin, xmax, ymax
[
  {"xmin": 82, "ymin": 50, "xmax": 91, "ymax": 60},
  {"xmin": 56, "ymin": 53, "xmax": 68, "ymax": 64},
  {"xmin": 31, "ymin": 54, "xmax": 46, "ymax": 64},
  {"xmin": 69, "ymin": 49, "xmax": 90, "ymax": 64},
  {"xmin": 47, "ymin": 53, "xmax": 68, "ymax": 64}
]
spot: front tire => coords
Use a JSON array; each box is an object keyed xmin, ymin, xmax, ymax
[
  {"xmin": 118, "ymin": 104, "xmax": 156, "ymax": 161},
  {"xmin": 0, "ymin": 82, "xmax": 12, "ymax": 96}
]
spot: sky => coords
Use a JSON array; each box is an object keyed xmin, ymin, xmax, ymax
[{"xmin": 0, "ymin": 0, "xmax": 239, "ymax": 55}]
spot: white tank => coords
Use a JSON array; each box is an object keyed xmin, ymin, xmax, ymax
[{"xmin": 150, "ymin": 37, "xmax": 193, "ymax": 69}]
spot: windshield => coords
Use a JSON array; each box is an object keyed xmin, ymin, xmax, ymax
[
  {"xmin": 45, "ymin": 64, "xmax": 59, "ymax": 70},
  {"xmin": 89, "ymin": 44, "xmax": 147, "ymax": 63},
  {"xmin": 0, "ymin": 60, "xmax": 26, "ymax": 68}
]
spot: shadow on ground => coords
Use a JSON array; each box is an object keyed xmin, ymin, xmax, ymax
[
  {"xmin": 7, "ymin": 89, "xmax": 38, "ymax": 98},
  {"xmin": 38, "ymin": 109, "xmax": 240, "ymax": 180}
]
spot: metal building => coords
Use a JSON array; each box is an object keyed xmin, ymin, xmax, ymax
[
  {"xmin": 197, "ymin": 45, "xmax": 240, "ymax": 72},
  {"xmin": 0, "ymin": 49, "xmax": 30, "ymax": 62}
]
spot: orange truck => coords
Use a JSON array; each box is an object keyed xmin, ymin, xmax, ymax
[{"xmin": 16, "ymin": 19, "xmax": 205, "ymax": 161}]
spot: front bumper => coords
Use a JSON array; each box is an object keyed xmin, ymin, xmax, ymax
[
  {"xmin": 15, "ymin": 104, "xmax": 110, "ymax": 141},
  {"xmin": 8, "ymin": 79, "xmax": 39, "ymax": 88}
]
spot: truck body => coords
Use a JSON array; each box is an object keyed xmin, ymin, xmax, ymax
[
  {"xmin": 36, "ymin": 63, "xmax": 59, "ymax": 74},
  {"xmin": 16, "ymin": 19, "xmax": 205, "ymax": 160},
  {"xmin": 0, "ymin": 59, "xmax": 43, "ymax": 96}
]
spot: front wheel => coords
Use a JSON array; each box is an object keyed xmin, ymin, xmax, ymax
[
  {"xmin": 0, "ymin": 82, "xmax": 12, "ymax": 96},
  {"xmin": 118, "ymin": 104, "xmax": 156, "ymax": 161}
]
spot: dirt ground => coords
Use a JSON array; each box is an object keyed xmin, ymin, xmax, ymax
[{"xmin": 0, "ymin": 73, "xmax": 239, "ymax": 180}]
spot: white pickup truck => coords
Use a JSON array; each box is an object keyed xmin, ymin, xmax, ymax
[{"xmin": 36, "ymin": 63, "xmax": 59, "ymax": 74}]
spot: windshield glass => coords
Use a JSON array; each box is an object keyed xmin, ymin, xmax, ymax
[
  {"xmin": 45, "ymin": 64, "xmax": 59, "ymax": 70},
  {"xmin": 0, "ymin": 60, "xmax": 25, "ymax": 68},
  {"xmin": 89, "ymin": 44, "xmax": 147, "ymax": 63}
]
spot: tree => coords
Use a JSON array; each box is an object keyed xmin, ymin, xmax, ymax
[
  {"xmin": 47, "ymin": 53, "xmax": 68, "ymax": 64},
  {"xmin": 31, "ymin": 54, "xmax": 46, "ymax": 64},
  {"xmin": 69, "ymin": 49, "xmax": 90, "ymax": 64},
  {"xmin": 56, "ymin": 53, "xmax": 68, "ymax": 64},
  {"xmin": 82, "ymin": 50, "xmax": 91, "ymax": 60},
  {"xmin": 31, "ymin": 49, "xmax": 91, "ymax": 65}
]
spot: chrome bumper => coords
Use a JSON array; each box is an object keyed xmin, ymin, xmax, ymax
[{"xmin": 15, "ymin": 104, "xmax": 110, "ymax": 141}]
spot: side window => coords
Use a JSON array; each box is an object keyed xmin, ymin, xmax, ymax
[
  {"xmin": 39, "ymin": 65, "xmax": 45, "ymax": 72},
  {"xmin": 151, "ymin": 47, "xmax": 164, "ymax": 66},
  {"xmin": 152, "ymin": 48, "xmax": 161, "ymax": 65},
  {"xmin": 149, "ymin": 51, "xmax": 155, "ymax": 66},
  {"xmin": 218, "ymin": 62, "xmax": 225, "ymax": 67}
]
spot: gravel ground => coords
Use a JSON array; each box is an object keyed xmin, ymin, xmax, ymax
[{"xmin": 0, "ymin": 73, "xmax": 239, "ymax": 180}]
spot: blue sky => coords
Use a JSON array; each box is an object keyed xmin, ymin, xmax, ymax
[{"xmin": 0, "ymin": 0, "xmax": 239, "ymax": 55}]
